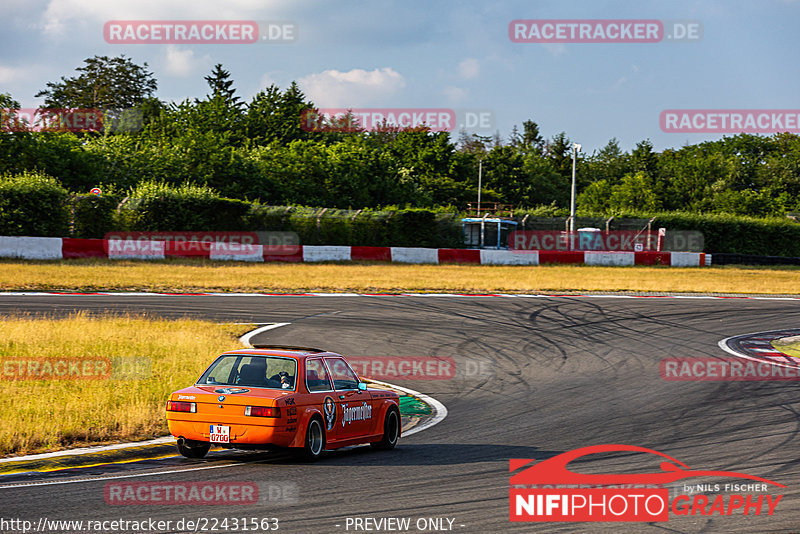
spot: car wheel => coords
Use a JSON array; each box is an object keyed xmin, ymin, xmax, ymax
[
  {"xmin": 177, "ymin": 438, "xmax": 210, "ymax": 459},
  {"xmin": 299, "ymin": 417, "xmax": 325, "ymax": 461},
  {"xmin": 371, "ymin": 407, "xmax": 400, "ymax": 450}
]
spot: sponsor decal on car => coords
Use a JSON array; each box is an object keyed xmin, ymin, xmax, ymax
[
  {"xmin": 342, "ymin": 402, "xmax": 372, "ymax": 426},
  {"xmin": 214, "ymin": 388, "xmax": 249, "ymax": 394},
  {"xmin": 509, "ymin": 444, "xmax": 784, "ymax": 522},
  {"xmin": 323, "ymin": 396, "xmax": 336, "ymax": 431}
]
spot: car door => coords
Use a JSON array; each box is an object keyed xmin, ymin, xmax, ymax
[
  {"xmin": 304, "ymin": 358, "xmax": 338, "ymax": 439},
  {"xmin": 324, "ymin": 357, "xmax": 374, "ymax": 440}
]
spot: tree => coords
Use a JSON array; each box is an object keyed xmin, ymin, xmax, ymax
[
  {"xmin": 203, "ymin": 64, "xmax": 242, "ymax": 109},
  {"xmin": 455, "ymin": 130, "xmax": 492, "ymax": 154},
  {"xmin": 547, "ymin": 131, "xmax": 573, "ymax": 178},
  {"xmin": 0, "ymin": 92, "xmax": 20, "ymax": 109},
  {"xmin": 510, "ymin": 119, "xmax": 546, "ymax": 155},
  {"xmin": 608, "ymin": 172, "xmax": 661, "ymax": 213},
  {"xmin": 577, "ymin": 179, "xmax": 613, "ymax": 213},
  {"xmin": 581, "ymin": 138, "xmax": 630, "ymax": 189},
  {"xmin": 35, "ymin": 55, "xmax": 157, "ymax": 110},
  {"xmin": 630, "ymin": 139, "xmax": 658, "ymax": 178},
  {"xmin": 246, "ymin": 82, "xmax": 316, "ymax": 146}
]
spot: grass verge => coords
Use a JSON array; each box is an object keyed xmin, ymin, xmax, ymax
[
  {"xmin": 2, "ymin": 258, "xmax": 800, "ymax": 294},
  {"xmin": 772, "ymin": 336, "xmax": 800, "ymax": 358},
  {"xmin": 0, "ymin": 313, "xmax": 250, "ymax": 456}
]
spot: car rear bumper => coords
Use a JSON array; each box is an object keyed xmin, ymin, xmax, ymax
[{"xmin": 167, "ymin": 419, "xmax": 296, "ymax": 448}]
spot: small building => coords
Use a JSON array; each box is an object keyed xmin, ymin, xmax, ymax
[{"xmin": 461, "ymin": 204, "xmax": 517, "ymax": 249}]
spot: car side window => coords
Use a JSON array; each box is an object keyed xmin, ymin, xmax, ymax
[
  {"xmin": 306, "ymin": 358, "xmax": 333, "ymax": 392},
  {"xmin": 325, "ymin": 358, "xmax": 359, "ymax": 390}
]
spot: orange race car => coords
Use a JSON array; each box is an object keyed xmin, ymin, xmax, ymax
[{"xmin": 165, "ymin": 346, "xmax": 401, "ymax": 461}]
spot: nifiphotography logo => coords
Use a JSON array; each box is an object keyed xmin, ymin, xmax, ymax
[{"xmin": 509, "ymin": 444, "xmax": 784, "ymax": 522}]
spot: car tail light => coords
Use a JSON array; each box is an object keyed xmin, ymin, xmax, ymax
[
  {"xmin": 166, "ymin": 401, "xmax": 196, "ymax": 413},
  {"xmin": 245, "ymin": 406, "xmax": 280, "ymax": 417}
]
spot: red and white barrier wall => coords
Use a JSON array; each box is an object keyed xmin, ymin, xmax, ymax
[{"xmin": 0, "ymin": 236, "xmax": 711, "ymax": 266}]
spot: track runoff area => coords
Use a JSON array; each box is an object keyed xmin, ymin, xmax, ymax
[{"xmin": 1, "ymin": 292, "xmax": 800, "ymax": 532}]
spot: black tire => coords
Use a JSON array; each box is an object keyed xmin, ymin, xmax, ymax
[
  {"xmin": 371, "ymin": 407, "xmax": 400, "ymax": 450},
  {"xmin": 177, "ymin": 439, "xmax": 210, "ymax": 459},
  {"xmin": 299, "ymin": 417, "xmax": 325, "ymax": 461}
]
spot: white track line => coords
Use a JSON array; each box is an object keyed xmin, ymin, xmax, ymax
[
  {"xmin": 364, "ymin": 379, "xmax": 448, "ymax": 437},
  {"xmin": 0, "ymin": 437, "xmax": 175, "ymax": 465},
  {"xmin": 238, "ymin": 323, "xmax": 291, "ymax": 348},
  {"xmin": 0, "ymin": 460, "xmax": 255, "ymax": 489},
  {"xmin": 1, "ymin": 292, "xmax": 800, "ymax": 300}
]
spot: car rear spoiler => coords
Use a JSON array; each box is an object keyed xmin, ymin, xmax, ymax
[{"xmin": 250, "ymin": 344, "xmax": 328, "ymax": 353}]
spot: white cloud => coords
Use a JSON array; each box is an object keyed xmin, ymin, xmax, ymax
[
  {"xmin": 0, "ymin": 65, "xmax": 36, "ymax": 84},
  {"xmin": 162, "ymin": 46, "xmax": 209, "ymax": 78},
  {"xmin": 543, "ymin": 43, "xmax": 568, "ymax": 57},
  {"xmin": 40, "ymin": 0, "xmax": 289, "ymax": 36},
  {"xmin": 298, "ymin": 67, "xmax": 405, "ymax": 107},
  {"xmin": 259, "ymin": 73, "xmax": 276, "ymax": 88},
  {"xmin": 458, "ymin": 58, "xmax": 479, "ymax": 80},
  {"xmin": 442, "ymin": 85, "xmax": 468, "ymax": 104}
]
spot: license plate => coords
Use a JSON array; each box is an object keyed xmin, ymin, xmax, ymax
[{"xmin": 209, "ymin": 425, "xmax": 230, "ymax": 443}]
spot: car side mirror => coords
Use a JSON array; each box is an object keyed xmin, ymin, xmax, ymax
[{"xmin": 357, "ymin": 382, "xmax": 367, "ymax": 391}]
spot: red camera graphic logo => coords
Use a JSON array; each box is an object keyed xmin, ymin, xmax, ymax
[{"xmin": 510, "ymin": 444, "xmax": 784, "ymax": 522}]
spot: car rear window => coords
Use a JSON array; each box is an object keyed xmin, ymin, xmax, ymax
[{"xmin": 198, "ymin": 355, "xmax": 297, "ymax": 390}]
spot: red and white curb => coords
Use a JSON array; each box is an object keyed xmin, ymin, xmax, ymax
[
  {"xmin": 718, "ymin": 330, "xmax": 800, "ymax": 369},
  {"xmin": 0, "ymin": 236, "xmax": 710, "ymax": 267}
]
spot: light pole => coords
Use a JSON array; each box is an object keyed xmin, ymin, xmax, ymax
[
  {"xmin": 477, "ymin": 159, "xmax": 482, "ymax": 216},
  {"xmin": 569, "ymin": 143, "xmax": 581, "ymax": 232},
  {"xmin": 477, "ymin": 159, "xmax": 483, "ymax": 247}
]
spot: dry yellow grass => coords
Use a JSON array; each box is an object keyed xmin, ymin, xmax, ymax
[
  {"xmin": 1, "ymin": 258, "xmax": 800, "ymax": 294},
  {"xmin": 0, "ymin": 313, "xmax": 250, "ymax": 456}
]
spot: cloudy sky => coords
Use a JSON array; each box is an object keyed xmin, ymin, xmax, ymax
[{"xmin": 2, "ymin": 0, "xmax": 798, "ymax": 153}]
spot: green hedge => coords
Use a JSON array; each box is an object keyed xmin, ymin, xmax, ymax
[
  {"xmin": 0, "ymin": 171, "xmax": 69, "ymax": 236},
  {"xmin": 646, "ymin": 212, "xmax": 800, "ymax": 256},
  {"xmin": 117, "ymin": 181, "xmax": 251, "ymax": 231},
  {"xmin": 4, "ymin": 174, "xmax": 800, "ymax": 255},
  {"xmin": 250, "ymin": 207, "xmax": 462, "ymax": 248},
  {"xmin": 70, "ymin": 194, "xmax": 121, "ymax": 238}
]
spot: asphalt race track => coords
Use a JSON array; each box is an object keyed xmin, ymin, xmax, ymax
[{"xmin": 2, "ymin": 294, "xmax": 800, "ymax": 533}]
